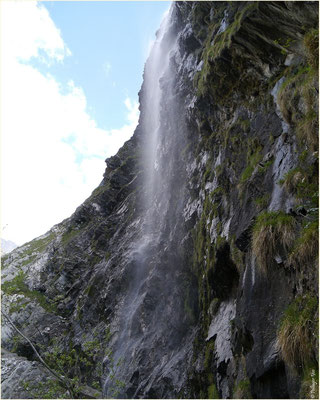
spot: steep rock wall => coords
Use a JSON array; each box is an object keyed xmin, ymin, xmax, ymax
[{"xmin": 1, "ymin": 2, "xmax": 318, "ymax": 399}]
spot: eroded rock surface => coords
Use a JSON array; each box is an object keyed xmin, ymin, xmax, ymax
[{"xmin": 1, "ymin": 2, "xmax": 318, "ymax": 398}]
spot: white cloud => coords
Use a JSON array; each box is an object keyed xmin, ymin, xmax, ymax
[
  {"xmin": 103, "ymin": 61, "xmax": 112, "ymax": 77},
  {"xmin": 1, "ymin": 0, "xmax": 71, "ymax": 64},
  {"xmin": 0, "ymin": 1, "xmax": 139, "ymax": 246}
]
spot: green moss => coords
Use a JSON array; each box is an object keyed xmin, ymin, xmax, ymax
[
  {"xmin": 253, "ymin": 211, "xmax": 296, "ymax": 232},
  {"xmin": 20, "ymin": 255, "xmax": 37, "ymax": 267},
  {"xmin": 239, "ymin": 118, "xmax": 250, "ymax": 131},
  {"xmin": 2, "ymin": 270, "xmax": 57, "ymax": 313},
  {"xmin": 230, "ymin": 238, "xmax": 245, "ymax": 272},
  {"xmin": 8, "ymin": 296, "xmax": 30, "ymax": 314},
  {"xmin": 1, "ymin": 254, "xmax": 9, "ymax": 264},
  {"xmin": 2, "ymin": 270, "xmax": 28, "ymax": 295},
  {"xmin": 239, "ymin": 145, "xmax": 263, "ymax": 184},
  {"xmin": 209, "ymin": 2, "xmax": 258, "ymax": 61},
  {"xmin": 204, "ymin": 340, "xmax": 215, "ymax": 370},
  {"xmin": 233, "ymin": 379, "xmax": 252, "ymax": 399},
  {"xmin": 240, "ymin": 165, "xmax": 254, "ymax": 183},
  {"xmin": 299, "ymin": 149, "xmax": 309, "ymax": 163},
  {"xmin": 273, "ymin": 36, "xmax": 296, "ymax": 55},
  {"xmin": 194, "ymin": 2, "xmax": 258, "ymax": 99},
  {"xmin": 278, "ymin": 295, "xmax": 318, "ymax": 369},
  {"xmin": 258, "ymin": 157, "xmax": 274, "ymax": 174},
  {"xmin": 14, "ymin": 233, "xmax": 56, "ymax": 267},
  {"xmin": 254, "ymin": 194, "xmax": 271, "ymax": 210},
  {"xmin": 192, "ymin": 194, "xmax": 220, "ymax": 332},
  {"xmin": 208, "ymin": 383, "xmax": 220, "ymax": 399},
  {"xmin": 191, "ymin": 1, "xmax": 213, "ymax": 41},
  {"xmin": 203, "ymin": 159, "xmax": 214, "ymax": 184},
  {"xmin": 61, "ymin": 228, "xmax": 81, "ymax": 246},
  {"xmin": 29, "ymin": 236, "xmax": 51, "ymax": 252}
]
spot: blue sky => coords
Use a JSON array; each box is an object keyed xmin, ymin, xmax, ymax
[
  {"xmin": 36, "ymin": 1, "xmax": 170, "ymax": 130},
  {"xmin": 1, "ymin": 0, "xmax": 170, "ymax": 246}
]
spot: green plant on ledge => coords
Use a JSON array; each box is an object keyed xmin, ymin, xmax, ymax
[
  {"xmin": 278, "ymin": 295, "xmax": 318, "ymax": 371},
  {"xmin": 1, "ymin": 270, "xmax": 57, "ymax": 314},
  {"xmin": 252, "ymin": 211, "xmax": 297, "ymax": 272},
  {"xmin": 288, "ymin": 220, "xmax": 318, "ymax": 270}
]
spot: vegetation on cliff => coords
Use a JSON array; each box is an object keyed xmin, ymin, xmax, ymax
[{"xmin": 1, "ymin": 2, "xmax": 318, "ymax": 399}]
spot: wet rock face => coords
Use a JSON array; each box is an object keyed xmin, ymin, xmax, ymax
[{"xmin": 1, "ymin": 2, "xmax": 318, "ymax": 399}]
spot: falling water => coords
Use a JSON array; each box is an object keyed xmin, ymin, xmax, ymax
[
  {"xmin": 103, "ymin": 7, "xmax": 181, "ymax": 397},
  {"xmin": 142, "ymin": 9, "xmax": 176, "ymax": 226}
]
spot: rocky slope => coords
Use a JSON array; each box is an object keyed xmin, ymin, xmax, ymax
[{"xmin": 1, "ymin": 1, "xmax": 318, "ymax": 399}]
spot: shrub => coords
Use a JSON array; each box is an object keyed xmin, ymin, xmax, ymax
[
  {"xmin": 278, "ymin": 295, "xmax": 318, "ymax": 370},
  {"xmin": 22, "ymin": 378, "xmax": 66, "ymax": 399},
  {"xmin": 252, "ymin": 211, "xmax": 297, "ymax": 272}
]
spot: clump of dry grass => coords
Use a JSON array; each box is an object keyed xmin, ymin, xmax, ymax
[
  {"xmin": 297, "ymin": 71, "xmax": 319, "ymax": 152},
  {"xmin": 288, "ymin": 221, "xmax": 318, "ymax": 269},
  {"xmin": 280, "ymin": 168, "xmax": 305, "ymax": 195},
  {"xmin": 252, "ymin": 211, "xmax": 297, "ymax": 272},
  {"xmin": 304, "ymin": 28, "xmax": 319, "ymax": 71},
  {"xmin": 277, "ymin": 60, "xmax": 318, "ymax": 152},
  {"xmin": 277, "ymin": 66, "xmax": 306, "ymax": 125},
  {"xmin": 278, "ymin": 295, "xmax": 318, "ymax": 370}
]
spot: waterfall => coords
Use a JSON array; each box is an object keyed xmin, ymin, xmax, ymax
[
  {"xmin": 103, "ymin": 6, "xmax": 181, "ymax": 397},
  {"xmin": 142, "ymin": 9, "xmax": 176, "ymax": 227}
]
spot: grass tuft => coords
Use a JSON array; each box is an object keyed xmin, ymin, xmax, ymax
[
  {"xmin": 252, "ymin": 211, "xmax": 297, "ymax": 272},
  {"xmin": 278, "ymin": 295, "xmax": 318, "ymax": 370},
  {"xmin": 304, "ymin": 28, "xmax": 319, "ymax": 71},
  {"xmin": 288, "ymin": 221, "xmax": 318, "ymax": 269}
]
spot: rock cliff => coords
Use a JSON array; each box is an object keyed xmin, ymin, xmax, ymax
[{"xmin": 1, "ymin": 1, "xmax": 318, "ymax": 399}]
